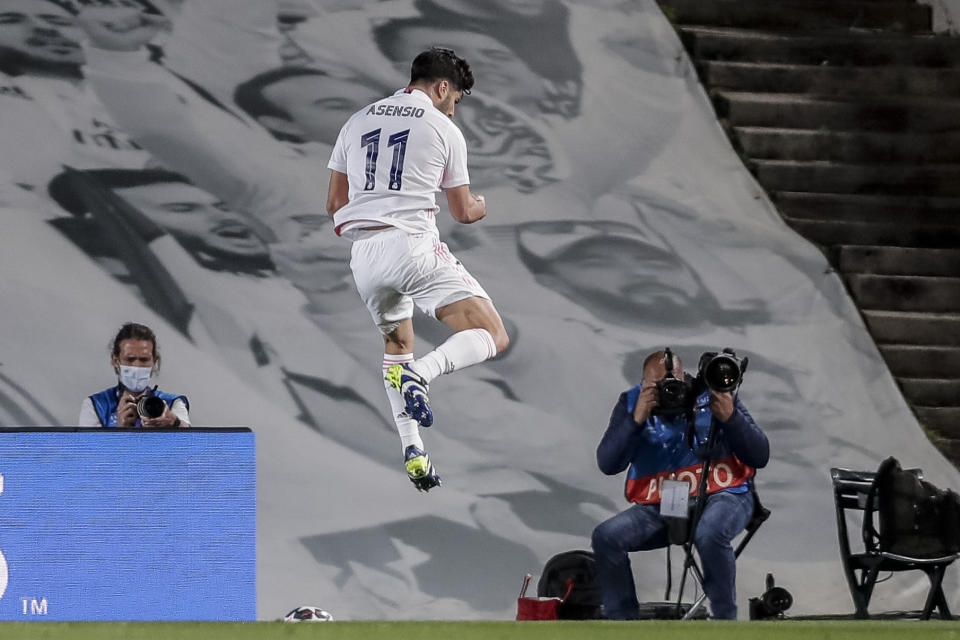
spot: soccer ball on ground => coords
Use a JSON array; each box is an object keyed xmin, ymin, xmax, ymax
[{"xmin": 283, "ymin": 605, "xmax": 334, "ymax": 622}]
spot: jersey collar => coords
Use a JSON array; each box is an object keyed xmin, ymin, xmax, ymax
[{"xmin": 395, "ymin": 87, "xmax": 434, "ymax": 107}]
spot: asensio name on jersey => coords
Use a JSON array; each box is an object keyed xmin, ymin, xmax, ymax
[
  {"xmin": 366, "ymin": 104, "xmax": 426, "ymax": 118},
  {"xmin": 328, "ymin": 88, "xmax": 470, "ymax": 240}
]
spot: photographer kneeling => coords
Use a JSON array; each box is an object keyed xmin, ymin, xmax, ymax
[
  {"xmin": 78, "ymin": 323, "xmax": 190, "ymax": 428},
  {"xmin": 591, "ymin": 348, "xmax": 768, "ymax": 620}
]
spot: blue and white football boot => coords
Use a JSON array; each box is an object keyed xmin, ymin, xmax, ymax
[
  {"xmin": 404, "ymin": 445, "xmax": 441, "ymax": 492},
  {"xmin": 386, "ymin": 363, "xmax": 433, "ymax": 427}
]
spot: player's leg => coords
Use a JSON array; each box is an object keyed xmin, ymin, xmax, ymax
[
  {"xmin": 404, "ymin": 236, "xmax": 509, "ymax": 385},
  {"xmin": 380, "ymin": 320, "xmax": 441, "ymax": 492},
  {"xmin": 383, "ymin": 319, "xmax": 419, "ymax": 447},
  {"xmin": 436, "ymin": 295, "xmax": 508, "ymax": 358},
  {"xmin": 377, "ymin": 313, "xmax": 441, "ymax": 492},
  {"xmin": 382, "ymin": 323, "xmax": 441, "ymax": 492},
  {"xmin": 401, "ymin": 295, "xmax": 507, "ymax": 386},
  {"xmin": 382, "ymin": 316, "xmax": 435, "ymax": 429},
  {"xmin": 352, "ymin": 233, "xmax": 439, "ymax": 490},
  {"xmin": 388, "ymin": 233, "xmax": 509, "ymax": 431},
  {"xmin": 388, "ymin": 299, "xmax": 505, "ymax": 433}
]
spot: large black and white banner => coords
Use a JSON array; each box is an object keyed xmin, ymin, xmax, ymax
[{"xmin": 1, "ymin": 0, "xmax": 957, "ymax": 620}]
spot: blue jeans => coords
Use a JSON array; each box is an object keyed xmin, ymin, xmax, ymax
[{"xmin": 591, "ymin": 490, "xmax": 754, "ymax": 620}]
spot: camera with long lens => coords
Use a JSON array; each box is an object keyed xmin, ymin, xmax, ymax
[
  {"xmin": 136, "ymin": 388, "xmax": 166, "ymax": 420},
  {"xmin": 653, "ymin": 347, "xmax": 693, "ymax": 417},
  {"xmin": 749, "ymin": 573, "xmax": 792, "ymax": 620},
  {"xmin": 697, "ymin": 348, "xmax": 748, "ymax": 394}
]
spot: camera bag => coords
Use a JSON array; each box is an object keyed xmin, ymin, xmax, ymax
[
  {"xmin": 536, "ymin": 549, "xmax": 604, "ymax": 619},
  {"xmin": 866, "ymin": 457, "xmax": 960, "ymax": 558}
]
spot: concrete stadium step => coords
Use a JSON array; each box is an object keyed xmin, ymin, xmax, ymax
[
  {"xmin": 915, "ymin": 406, "xmax": 960, "ymax": 438},
  {"xmin": 845, "ymin": 274, "xmax": 960, "ymax": 311},
  {"xmin": 716, "ymin": 91, "xmax": 960, "ymax": 132},
  {"xmin": 702, "ymin": 61, "xmax": 960, "ymax": 96},
  {"xmin": 785, "ymin": 217, "xmax": 960, "ymax": 247},
  {"xmin": 680, "ymin": 27, "xmax": 960, "ymax": 66},
  {"xmin": 669, "ymin": 0, "xmax": 960, "ymax": 460},
  {"xmin": 753, "ymin": 160, "xmax": 960, "ymax": 196},
  {"xmin": 864, "ymin": 310, "xmax": 960, "ymax": 345},
  {"xmin": 661, "ymin": 0, "xmax": 931, "ymax": 31},
  {"xmin": 773, "ymin": 191, "xmax": 960, "ymax": 224},
  {"xmin": 783, "ymin": 216, "xmax": 960, "ymax": 249},
  {"xmin": 737, "ymin": 128, "xmax": 960, "ymax": 163},
  {"xmin": 880, "ymin": 344, "xmax": 960, "ymax": 377},
  {"xmin": 898, "ymin": 378, "xmax": 960, "ymax": 404},
  {"xmin": 838, "ymin": 245, "xmax": 960, "ymax": 276},
  {"xmin": 931, "ymin": 436, "xmax": 960, "ymax": 459}
]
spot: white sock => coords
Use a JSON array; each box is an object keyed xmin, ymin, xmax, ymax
[
  {"xmin": 383, "ymin": 354, "xmax": 423, "ymax": 451},
  {"xmin": 409, "ymin": 328, "xmax": 497, "ymax": 383}
]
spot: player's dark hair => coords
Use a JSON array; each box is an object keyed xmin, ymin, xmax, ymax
[
  {"xmin": 111, "ymin": 322, "xmax": 161, "ymax": 370},
  {"xmin": 369, "ymin": 19, "xmax": 473, "ymax": 92},
  {"xmin": 409, "ymin": 47, "xmax": 474, "ymax": 94}
]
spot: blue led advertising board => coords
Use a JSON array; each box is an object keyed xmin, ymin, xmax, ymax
[{"xmin": 0, "ymin": 428, "xmax": 255, "ymax": 621}]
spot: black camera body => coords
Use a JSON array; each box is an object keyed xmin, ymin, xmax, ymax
[
  {"xmin": 136, "ymin": 388, "xmax": 166, "ymax": 420},
  {"xmin": 697, "ymin": 348, "xmax": 748, "ymax": 394},
  {"xmin": 653, "ymin": 347, "xmax": 693, "ymax": 417},
  {"xmin": 652, "ymin": 347, "xmax": 749, "ymax": 418}
]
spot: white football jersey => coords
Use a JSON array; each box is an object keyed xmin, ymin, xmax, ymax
[{"xmin": 327, "ymin": 88, "xmax": 470, "ymax": 239}]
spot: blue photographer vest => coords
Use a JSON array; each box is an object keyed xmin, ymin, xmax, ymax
[
  {"xmin": 89, "ymin": 385, "xmax": 189, "ymax": 427},
  {"xmin": 623, "ymin": 386, "xmax": 754, "ymax": 504}
]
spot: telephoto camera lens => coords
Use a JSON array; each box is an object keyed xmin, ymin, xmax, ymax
[
  {"xmin": 698, "ymin": 348, "xmax": 748, "ymax": 394},
  {"xmin": 749, "ymin": 573, "xmax": 792, "ymax": 620},
  {"xmin": 702, "ymin": 356, "xmax": 741, "ymax": 393},
  {"xmin": 137, "ymin": 395, "xmax": 166, "ymax": 420}
]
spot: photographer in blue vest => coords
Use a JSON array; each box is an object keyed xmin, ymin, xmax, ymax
[
  {"xmin": 591, "ymin": 348, "xmax": 768, "ymax": 620},
  {"xmin": 78, "ymin": 322, "xmax": 190, "ymax": 428}
]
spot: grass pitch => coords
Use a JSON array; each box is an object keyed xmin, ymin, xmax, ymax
[{"xmin": 3, "ymin": 620, "xmax": 960, "ymax": 640}]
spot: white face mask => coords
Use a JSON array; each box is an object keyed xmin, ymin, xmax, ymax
[{"xmin": 118, "ymin": 365, "xmax": 152, "ymax": 392}]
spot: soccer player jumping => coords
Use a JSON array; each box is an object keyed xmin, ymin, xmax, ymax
[{"xmin": 326, "ymin": 47, "xmax": 509, "ymax": 492}]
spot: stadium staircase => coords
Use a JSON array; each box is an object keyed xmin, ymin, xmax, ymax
[{"xmin": 657, "ymin": 0, "xmax": 960, "ymax": 462}]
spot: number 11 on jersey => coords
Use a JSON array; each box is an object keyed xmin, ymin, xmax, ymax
[{"xmin": 361, "ymin": 128, "xmax": 411, "ymax": 192}]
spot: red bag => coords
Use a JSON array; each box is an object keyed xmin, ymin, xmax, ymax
[{"xmin": 516, "ymin": 573, "xmax": 574, "ymax": 621}]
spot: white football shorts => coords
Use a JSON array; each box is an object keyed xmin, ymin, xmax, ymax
[{"xmin": 350, "ymin": 227, "xmax": 490, "ymax": 334}]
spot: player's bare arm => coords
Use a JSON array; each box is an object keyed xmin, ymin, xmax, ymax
[
  {"xmin": 445, "ymin": 185, "xmax": 485, "ymax": 223},
  {"xmin": 326, "ymin": 170, "xmax": 350, "ymax": 217}
]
